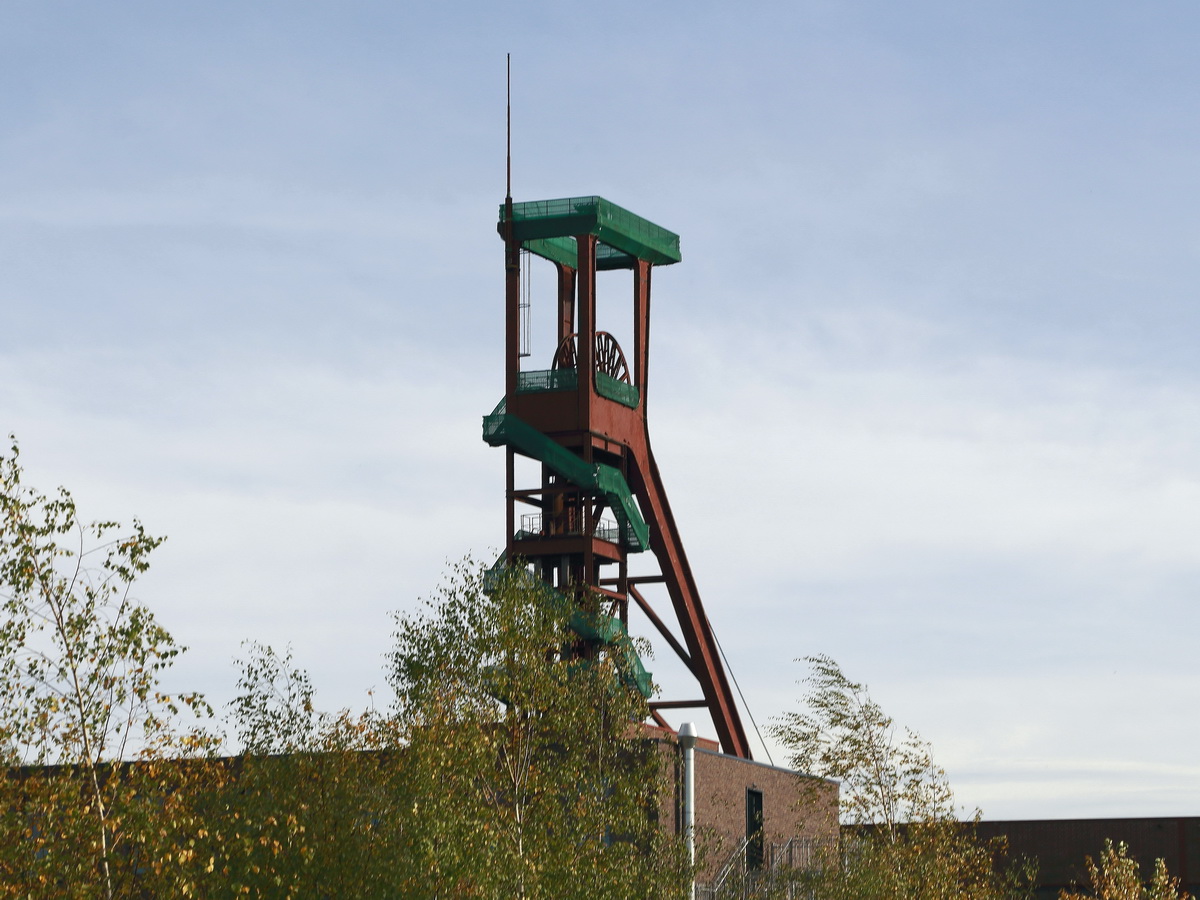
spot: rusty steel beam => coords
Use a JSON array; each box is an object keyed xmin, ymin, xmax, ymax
[
  {"xmin": 633, "ymin": 258, "xmax": 651, "ymax": 402},
  {"xmin": 575, "ymin": 233, "xmax": 596, "ymax": 431},
  {"xmin": 556, "ymin": 263, "xmax": 576, "ymax": 346},
  {"xmin": 629, "ymin": 584, "xmax": 693, "ymax": 673},
  {"xmin": 625, "ymin": 438, "xmax": 752, "ymax": 759}
]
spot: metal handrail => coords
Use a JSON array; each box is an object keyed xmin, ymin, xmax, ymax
[
  {"xmin": 518, "ymin": 513, "xmax": 620, "ymax": 544},
  {"xmin": 704, "ymin": 836, "xmax": 750, "ymax": 898},
  {"xmin": 698, "ymin": 835, "xmax": 833, "ymax": 899}
]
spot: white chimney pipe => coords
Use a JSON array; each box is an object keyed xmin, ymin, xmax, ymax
[{"xmin": 679, "ymin": 722, "xmax": 698, "ymax": 900}]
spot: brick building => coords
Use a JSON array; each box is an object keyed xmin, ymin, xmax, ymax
[{"xmin": 646, "ymin": 725, "xmax": 839, "ymax": 888}]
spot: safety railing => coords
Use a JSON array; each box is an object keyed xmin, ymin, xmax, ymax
[
  {"xmin": 517, "ymin": 368, "xmax": 577, "ymax": 393},
  {"xmin": 697, "ymin": 836, "xmax": 832, "ymax": 900},
  {"xmin": 518, "ymin": 513, "xmax": 620, "ymax": 545},
  {"xmin": 516, "ymin": 367, "xmax": 639, "ymax": 409},
  {"xmin": 595, "ymin": 371, "xmax": 639, "ymax": 408}
]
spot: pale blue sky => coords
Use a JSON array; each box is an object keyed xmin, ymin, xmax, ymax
[{"xmin": 4, "ymin": 1, "xmax": 1200, "ymax": 818}]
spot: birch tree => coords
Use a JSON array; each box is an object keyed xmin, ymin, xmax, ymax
[
  {"xmin": 772, "ymin": 654, "xmax": 953, "ymax": 835},
  {"xmin": 772, "ymin": 655, "xmax": 1033, "ymax": 900},
  {"xmin": 0, "ymin": 438, "xmax": 216, "ymax": 899},
  {"xmin": 216, "ymin": 563, "xmax": 689, "ymax": 898},
  {"xmin": 388, "ymin": 559, "xmax": 689, "ymax": 899}
]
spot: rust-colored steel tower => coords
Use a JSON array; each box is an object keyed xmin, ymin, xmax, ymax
[{"xmin": 483, "ymin": 195, "xmax": 751, "ymax": 759}]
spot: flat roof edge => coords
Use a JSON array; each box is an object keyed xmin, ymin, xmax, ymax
[
  {"xmin": 498, "ymin": 195, "xmax": 682, "ymax": 266},
  {"xmin": 695, "ymin": 746, "xmax": 839, "ymax": 784}
]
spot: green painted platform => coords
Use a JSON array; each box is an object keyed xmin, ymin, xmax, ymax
[{"xmin": 499, "ymin": 195, "xmax": 681, "ymax": 270}]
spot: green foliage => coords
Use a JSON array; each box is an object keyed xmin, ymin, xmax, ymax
[
  {"xmin": 800, "ymin": 822, "xmax": 1034, "ymax": 900},
  {"xmin": 1060, "ymin": 840, "xmax": 1192, "ymax": 900},
  {"xmin": 387, "ymin": 559, "xmax": 689, "ymax": 899},
  {"xmin": 0, "ymin": 437, "xmax": 216, "ymax": 899},
  {"xmin": 772, "ymin": 654, "xmax": 953, "ymax": 834},
  {"xmin": 0, "ymin": 438, "xmax": 209, "ymax": 767},
  {"xmin": 217, "ymin": 643, "xmax": 409, "ymax": 898},
  {"xmin": 180, "ymin": 561, "xmax": 690, "ymax": 898},
  {"xmin": 772, "ymin": 655, "xmax": 1034, "ymax": 900},
  {"xmin": 230, "ymin": 642, "xmax": 322, "ymax": 755}
]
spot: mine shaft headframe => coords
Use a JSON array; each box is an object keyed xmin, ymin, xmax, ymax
[{"xmin": 493, "ymin": 194, "xmax": 754, "ymax": 759}]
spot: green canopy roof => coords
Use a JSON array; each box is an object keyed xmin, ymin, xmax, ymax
[{"xmin": 498, "ymin": 196, "xmax": 682, "ymax": 269}]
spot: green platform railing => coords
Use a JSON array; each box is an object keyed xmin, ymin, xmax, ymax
[{"xmin": 516, "ymin": 367, "xmax": 639, "ymax": 410}]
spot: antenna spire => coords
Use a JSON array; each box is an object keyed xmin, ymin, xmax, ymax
[{"xmin": 506, "ymin": 53, "xmax": 512, "ymax": 204}]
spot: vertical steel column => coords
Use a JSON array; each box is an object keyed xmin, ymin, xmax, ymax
[
  {"xmin": 505, "ymin": 449, "xmax": 515, "ymax": 559},
  {"xmin": 503, "ymin": 204, "xmax": 520, "ymax": 558},
  {"xmin": 556, "ymin": 263, "xmax": 576, "ymax": 347},
  {"xmin": 576, "ymin": 233, "xmax": 597, "ymax": 432},
  {"xmin": 504, "ymin": 210, "xmax": 520, "ymax": 401},
  {"xmin": 633, "ymin": 258, "xmax": 651, "ymax": 412},
  {"xmin": 575, "ymin": 234, "xmax": 597, "ymax": 605}
]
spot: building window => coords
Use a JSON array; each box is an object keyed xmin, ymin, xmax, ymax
[{"xmin": 746, "ymin": 788, "xmax": 764, "ymax": 870}]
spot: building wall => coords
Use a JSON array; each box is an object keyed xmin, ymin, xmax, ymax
[
  {"xmin": 973, "ymin": 817, "xmax": 1200, "ymax": 897},
  {"xmin": 646, "ymin": 727, "xmax": 839, "ymax": 881},
  {"xmin": 692, "ymin": 748, "xmax": 838, "ymax": 878}
]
